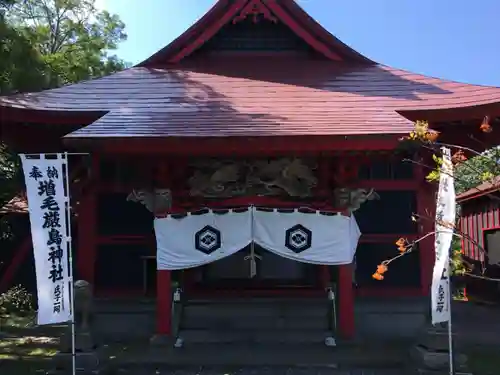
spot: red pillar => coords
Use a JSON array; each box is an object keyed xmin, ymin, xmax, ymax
[
  {"xmin": 154, "ymin": 160, "xmax": 172, "ymax": 338},
  {"xmin": 156, "ymin": 270, "xmax": 172, "ymax": 335},
  {"xmin": 77, "ymin": 155, "xmax": 98, "ymax": 284},
  {"xmin": 338, "ymin": 263, "xmax": 355, "ymax": 339},
  {"xmin": 416, "ymin": 164, "xmax": 436, "ymax": 295},
  {"xmin": 77, "ymin": 192, "xmax": 96, "ymax": 283}
]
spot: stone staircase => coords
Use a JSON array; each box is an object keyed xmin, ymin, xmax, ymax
[
  {"xmin": 87, "ymin": 297, "xmax": 409, "ymax": 370},
  {"xmin": 177, "ymin": 297, "xmax": 333, "ymax": 346}
]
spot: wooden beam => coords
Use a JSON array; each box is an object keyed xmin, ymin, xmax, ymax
[{"xmin": 87, "ymin": 136, "xmax": 402, "ymax": 156}]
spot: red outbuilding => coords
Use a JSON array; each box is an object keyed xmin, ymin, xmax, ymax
[{"xmin": 458, "ymin": 177, "xmax": 500, "ymax": 301}]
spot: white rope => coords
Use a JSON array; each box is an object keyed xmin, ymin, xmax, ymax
[{"xmin": 243, "ymin": 206, "xmax": 261, "ymax": 278}]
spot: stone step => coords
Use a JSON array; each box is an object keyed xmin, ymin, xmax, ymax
[
  {"xmin": 183, "ymin": 305, "xmax": 329, "ymax": 319},
  {"xmin": 184, "ymin": 297, "xmax": 329, "ymax": 308},
  {"xmin": 108, "ymin": 366, "xmax": 403, "ymax": 375},
  {"xmin": 102, "ymin": 342, "xmax": 408, "ymax": 368},
  {"xmin": 179, "ymin": 329, "xmax": 333, "ymax": 344},
  {"xmin": 181, "ymin": 314, "xmax": 329, "ymax": 330},
  {"xmin": 183, "ymin": 298, "xmax": 329, "ymax": 320}
]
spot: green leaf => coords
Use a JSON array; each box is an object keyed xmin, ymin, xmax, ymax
[
  {"xmin": 4, "ymin": 0, "xmax": 128, "ymax": 87},
  {"xmin": 432, "ymin": 154, "xmax": 443, "ymax": 165}
]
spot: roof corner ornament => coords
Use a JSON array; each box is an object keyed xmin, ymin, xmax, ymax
[
  {"xmin": 233, "ymin": 0, "xmax": 278, "ymax": 24},
  {"xmin": 127, "ymin": 188, "xmax": 172, "ymax": 216},
  {"xmin": 334, "ymin": 188, "xmax": 380, "ymax": 212}
]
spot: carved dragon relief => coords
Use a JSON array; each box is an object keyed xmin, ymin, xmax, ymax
[
  {"xmin": 125, "ymin": 160, "xmax": 380, "ymax": 213},
  {"xmin": 188, "ymin": 158, "xmax": 318, "ymax": 198}
]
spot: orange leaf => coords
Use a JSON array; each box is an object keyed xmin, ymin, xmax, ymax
[
  {"xmin": 372, "ymin": 272, "xmax": 384, "ymax": 281},
  {"xmin": 376, "ymin": 264, "xmax": 388, "ymax": 274},
  {"xmin": 398, "ymin": 246, "xmax": 406, "ymax": 253},
  {"xmin": 425, "ymin": 130, "xmax": 440, "ymax": 142},
  {"xmin": 480, "ymin": 123, "xmax": 492, "ymax": 133},
  {"xmin": 480, "ymin": 116, "xmax": 492, "ymax": 133},
  {"xmin": 395, "ymin": 238, "xmax": 405, "ymax": 247}
]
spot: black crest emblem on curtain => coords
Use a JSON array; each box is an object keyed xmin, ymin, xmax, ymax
[
  {"xmin": 195, "ymin": 225, "xmax": 221, "ymax": 254},
  {"xmin": 285, "ymin": 224, "xmax": 312, "ymax": 253}
]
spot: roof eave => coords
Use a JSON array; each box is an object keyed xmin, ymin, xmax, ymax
[
  {"xmin": 397, "ymin": 102, "xmax": 500, "ymax": 123},
  {"xmin": 0, "ymin": 105, "xmax": 107, "ymax": 124},
  {"xmin": 136, "ymin": 0, "xmax": 230, "ymax": 67},
  {"xmin": 281, "ymin": 0, "xmax": 374, "ymax": 65},
  {"xmin": 457, "ymin": 186, "xmax": 499, "ymax": 203}
]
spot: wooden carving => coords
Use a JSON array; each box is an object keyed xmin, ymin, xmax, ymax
[
  {"xmin": 188, "ymin": 162, "xmax": 242, "ymax": 197},
  {"xmin": 249, "ymin": 158, "xmax": 317, "ymax": 197},
  {"xmin": 188, "ymin": 158, "xmax": 317, "ymax": 198},
  {"xmin": 334, "ymin": 188, "xmax": 380, "ymax": 212},
  {"xmin": 127, "ymin": 189, "xmax": 172, "ymax": 214},
  {"xmin": 233, "ymin": 0, "xmax": 278, "ymax": 24}
]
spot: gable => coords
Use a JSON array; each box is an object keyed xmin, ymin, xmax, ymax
[
  {"xmin": 138, "ymin": 0, "xmax": 374, "ymax": 66},
  {"xmin": 188, "ymin": 4, "xmax": 319, "ymax": 57},
  {"xmin": 190, "ymin": 15, "xmax": 316, "ymax": 56}
]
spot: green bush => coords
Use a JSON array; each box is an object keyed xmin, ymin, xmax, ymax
[{"xmin": 0, "ymin": 285, "xmax": 34, "ymax": 315}]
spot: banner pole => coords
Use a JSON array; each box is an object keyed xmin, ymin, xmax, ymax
[
  {"xmin": 447, "ymin": 268, "xmax": 455, "ymax": 375},
  {"xmin": 431, "ymin": 147, "xmax": 456, "ymax": 375},
  {"xmin": 63, "ymin": 152, "xmax": 77, "ymax": 375}
]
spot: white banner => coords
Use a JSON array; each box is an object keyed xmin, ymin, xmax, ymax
[
  {"xmin": 431, "ymin": 147, "xmax": 456, "ymax": 325},
  {"xmin": 21, "ymin": 154, "xmax": 72, "ymax": 325},
  {"xmin": 155, "ymin": 209, "xmax": 253, "ymax": 270},
  {"xmin": 252, "ymin": 208, "xmax": 360, "ymax": 265}
]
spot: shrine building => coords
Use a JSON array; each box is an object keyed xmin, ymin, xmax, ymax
[{"xmin": 3, "ymin": 0, "xmax": 500, "ymax": 344}]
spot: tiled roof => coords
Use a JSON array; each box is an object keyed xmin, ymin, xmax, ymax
[
  {"xmin": 2, "ymin": 62, "xmax": 500, "ymax": 138},
  {"xmin": 2, "ymin": 0, "xmax": 500, "ymax": 139}
]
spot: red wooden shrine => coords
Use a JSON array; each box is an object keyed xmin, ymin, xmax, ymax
[{"xmin": 3, "ymin": 0, "xmax": 500, "ymax": 340}]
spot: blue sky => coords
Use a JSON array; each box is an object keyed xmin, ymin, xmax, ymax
[{"xmin": 96, "ymin": 0, "xmax": 500, "ymax": 86}]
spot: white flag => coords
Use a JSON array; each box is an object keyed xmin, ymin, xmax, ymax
[
  {"xmin": 20, "ymin": 154, "xmax": 72, "ymax": 325},
  {"xmin": 431, "ymin": 147, "xmax": 456, "ymax": 324}
]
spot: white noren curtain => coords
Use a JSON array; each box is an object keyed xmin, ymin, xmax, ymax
[
  {"xmin": 252, "ymin": 208, "xmax": 360, "ymax": 265},
  {"xmin": 155, "ymin": 209, "xmax": 252, "ymax": 270},
  {"xmin": 155, "ymin": 207, "xmax": 361, "ymax": 270}
]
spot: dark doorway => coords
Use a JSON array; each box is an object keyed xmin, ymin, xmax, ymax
[{"xmin": 193, "ymin": 243, "xmax": 320, "ymax": 290}]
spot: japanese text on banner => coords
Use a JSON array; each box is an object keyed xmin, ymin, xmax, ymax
[
  {"xmin": 21, "ymin": 154, "xmax": 72, "ymax": 325},
  {"xmin": 431, "ymin": 147, "xmax": 455, "ymax": 325}
]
